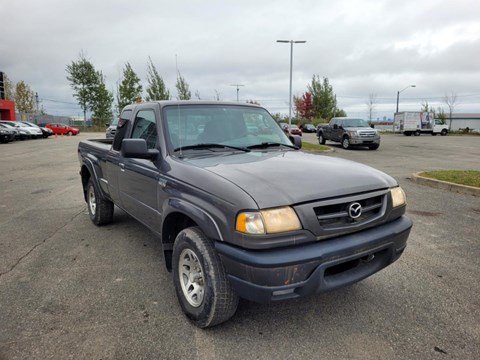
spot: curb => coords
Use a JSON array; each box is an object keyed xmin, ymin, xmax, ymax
[{"xmin": 412, "ymin": 172, "xmax": 480, "ymax": 197}]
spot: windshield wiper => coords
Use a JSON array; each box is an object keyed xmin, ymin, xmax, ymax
[
  {"xmin": 246, "ymin": 142, "xmax": 298, "ymax": 150},
  {"xmin": 174, "ymin": 143, "xmax": 250, "ymax": 152}
]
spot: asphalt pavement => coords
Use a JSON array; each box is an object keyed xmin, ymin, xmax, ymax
[{"xmin": 0, "ymin": 132, "xmax": 479, "ymax": 359}]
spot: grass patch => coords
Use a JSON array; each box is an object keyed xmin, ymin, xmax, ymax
[
  {"xmin": 301, "ymin": 142, "xmax": 331, "ymax": 152},
  {"xmin": 421, "ymin": 170, "xmax": 480, "ymax": 188}
]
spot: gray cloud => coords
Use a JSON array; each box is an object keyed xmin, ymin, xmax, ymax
[{"xmin": 1, "ymin": 0, "xmax": 479, "ymax": 119}]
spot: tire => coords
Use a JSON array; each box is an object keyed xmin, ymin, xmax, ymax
[
  {"xmin": 414, "ymin": 130, "xmax": 421, "ymax": 136},
  {"xmin": 341, "ymin": 136, "xmax": 350, "ymax": 150},
  {"xmin": 318, "ymin": 132, "xmax": 326, "ymax": 144},
  {"xmin": 432, "ymin": 133, "xmax": 437, "ymax": 136},
  {"xmin": 67, "ymin": 131, "xmax": 73, "ymax": 136},
  {"xmin": 86, "ymin": 178, "xmax": 114, "ymax": 225},
  {"xmin": 404, "ymin": 132, "xmax": 412, "ymax": 136},
  {"xmin": 369, "ymin": 144, "xmax": 380, "ymax": 150},
  {"xmin": 441, "ymin": 129, "xmax": 448, "ymax": 136},
  {"xmin": 172, "ymin": 227, "xmax": 239, "ymax": 328}
]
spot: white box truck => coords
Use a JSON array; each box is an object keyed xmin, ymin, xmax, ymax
[{"xmin": 394, "ymin": 112, "xmax": 449, "ymax": 136}]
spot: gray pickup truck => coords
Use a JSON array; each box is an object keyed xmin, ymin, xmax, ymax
[
  {"xmin": 317, "ymin": 117, "xmax": 381, "ymax": 150},
  {"xmin": 78, "ymin": 101, "xmax": 411, "ymax": 328}
]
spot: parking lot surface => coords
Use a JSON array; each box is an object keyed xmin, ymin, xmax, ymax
[{"xmin": 1, "ymin": 133, "xmax": 479, "ymax": 359}]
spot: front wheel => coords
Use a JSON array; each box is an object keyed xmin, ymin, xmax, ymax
[
  {"xmin": 342, "ymin": 137, "xmax": 350, "ymax": 149},
  {"xmin": 173, "ymin": 227, "xmax": 239, "ymax": 328},
  {"xmin": 318, "ymin": 133, "xmax": 326, "ymax": 144},
  {"xmin": 87, "ymin": 179, "xmax": 114, "ymax": 225},
  {"xmin": 67, "ymin": 131, "xmax": 73, "ymax": 136},
  {"xmin": 441, "ymin": 129, "xmax": 448, "ymax": 136}
]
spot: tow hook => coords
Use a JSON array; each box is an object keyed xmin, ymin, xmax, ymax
[{"xmin": 361, "ymin": 254, "xmax": 375, "ymax": 263}]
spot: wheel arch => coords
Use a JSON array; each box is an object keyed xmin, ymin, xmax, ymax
[
  {"xmin": 161, "ymin": 199, "xmax": 224, "ymax": 271},
  {"xmin": 80, "ymin": 164, "xmax": 92, "ymax": 202}
]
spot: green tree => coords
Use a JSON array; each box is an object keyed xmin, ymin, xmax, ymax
[
  {"xmin": 308, "ymin": 75, "xmax": 337, "ymax": 120},
  {"xmin": 117, "ymin": 63, "xmax": 143, "ymax": 111},
  {"xmin": 436, "ymin": 107, "xmax": 447, "ymax": 123},
  {"xmin": 14, "ymin": 81, "xmax": 36, "ymax": 113},
  {"xmin": 91, "ymin": 71, "xmax": 113, "ymax": 127},
  {"xmin": 175, "ymin": 72, "xmax": 191, "ymax": 100},
  {"xmin": 145, "ymin": 57, "xmax": 170, "ymax": 101},
  {"xmin": 66, "ymin": 52, "xmax": 98, "ymax": 122}
]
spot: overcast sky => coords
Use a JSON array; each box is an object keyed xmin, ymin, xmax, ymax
[{"xmin": 2, "ymin": 0, "xmax": 479, "ymax": 119}]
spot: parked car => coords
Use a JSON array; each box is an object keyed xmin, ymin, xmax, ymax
[
  {"xmin": 105, "ymin": 118, "xmax": 119, "ymax": 139},
  {"xmin": 287, "ymin": 124, "xmax": 302, "ymax": 136},
  {"xmin": 46, "ymin": 123, "xmax": 80, "ymax": 136},
  {"xmin": 13, "ymin": 121, "xmax": 43, "ymax": 139},
  {"xmin": 0, "ymin": 124, "xmax": 16, "ymax": 143},
  {"xmin": 302, "ymin": 124, "xmax": 316, "ymax": 133},
  {"xmin": 22, "ymin": 121, "xmax": 54, "ymax": 138},
  {"xmin": 0, "ymin": 121, "xmax": 32, "ymax": 140}
]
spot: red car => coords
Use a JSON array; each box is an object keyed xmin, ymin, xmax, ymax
[
  {"xmin": 286, "ymin": 124, "xmax": 302, "ymax": 136},
  {"xmin": 46, "ymin": 123, "xmax": 80, "ymax": 136}
]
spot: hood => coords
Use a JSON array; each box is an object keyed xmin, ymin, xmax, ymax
[
  {"xmin": 184, "ymin": 150, "xmax": 396, "ymax": 208},
  {"xmin": 344, "ymin": 127, "xmax": 376, "ymax": 132}
]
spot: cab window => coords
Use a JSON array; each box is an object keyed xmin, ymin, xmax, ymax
[{"xmin": 131, "ymin": 110, "xmax": 157, "ymax": 149}]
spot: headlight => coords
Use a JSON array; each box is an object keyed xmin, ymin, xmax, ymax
[
  {"xmin": 347, "ymin": 130, "xmax": 358, "ymax": 137},
  {"xmin": 391, "ymin": 187, "xmax": 406, "ymax": 208},
  {"xmin": 236, "ymin": 206, "xmax": 302, "ymax": 235}
]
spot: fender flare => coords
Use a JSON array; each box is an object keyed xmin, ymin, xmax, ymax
[
  {"xmin": 81, "ymin": 157, "xmax": 109, "ymax": 201},
  {"xmin": 162, "ymin": 197, "xmax": 224, "ymax": 242}
]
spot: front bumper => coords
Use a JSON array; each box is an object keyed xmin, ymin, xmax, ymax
[
  {"xmin": 216, "ymin": 215, "xmax": 412, "ymax": 303},
  {"xmin": 349, "ymin": 137, "xmax": 380, "ymax": 145}
]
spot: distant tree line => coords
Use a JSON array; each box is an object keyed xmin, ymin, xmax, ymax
[
  {"xmin": 66, "ymin": 52, "xmax": 198, "ymax": 127},
  {"xmin": 1, "ymin": 73, "xmax": 42, "ymax": 114}
]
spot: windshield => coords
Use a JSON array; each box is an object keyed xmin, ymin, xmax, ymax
[
  {"xmin": 24, "ymin": 122, "xmax": 40, "ymax": 128},
  {"xmin": 164, "ymin": 105, "xmax": 293, "ymax": 154},
  {"xmin": 342, "ymin": 118, "xmax": 370, "ymax": 127}
]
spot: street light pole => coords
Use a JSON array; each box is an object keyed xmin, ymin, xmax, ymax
[
  {"xmin": 277, "ymin": 40, "xmax": 306, "ymax": 127},
  {"xmin": 230, "ymin": 84, "xmax": 244, "ymax": 102},
  {"xmin": 396, "ymin": 85, "xmax": 416, "ymax": 113}
]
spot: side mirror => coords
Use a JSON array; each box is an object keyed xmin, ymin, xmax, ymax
[
  {"xmin": 289, "ymin": 135, "xmax": 302, "ymax": 149},
  {"xmin": 370, "ymin": 124, "xmax": 375, "ymax": 128},
  {"xmin": 121, "ymin": 138, "xmax": 159, "ymax": 160},
  {"xmin": 333, "ymin": 124, "xmax": 338, "ymax": 129}
]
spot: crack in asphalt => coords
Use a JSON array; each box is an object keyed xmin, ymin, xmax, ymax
[{"xmin": 0, "ymin": 208, "xmax": 86, "ymax": 278}]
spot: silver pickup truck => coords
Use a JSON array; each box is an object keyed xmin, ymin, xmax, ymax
[{"xmin": 317, "ymin": 117, "xmax": 381, "ymax": 150}]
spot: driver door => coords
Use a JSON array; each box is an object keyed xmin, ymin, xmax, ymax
[{"xmin": 117, "ymin": 109, "xmax": 161, "ymax": 232}]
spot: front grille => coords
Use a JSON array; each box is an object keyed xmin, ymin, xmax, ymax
[
  {"xmin": 314, "ymin": 194, "xmax": 384, "ymax": 229},
  {"xmin": 359, "ymin": 131, "xmax": 376, "ymax": 138}
]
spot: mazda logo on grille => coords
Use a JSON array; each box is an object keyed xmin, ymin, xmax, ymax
[{"xmin": 348, "ymin": 202, "xmax": 362, "ymax": 219}]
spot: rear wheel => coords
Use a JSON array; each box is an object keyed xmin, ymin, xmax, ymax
[
  {"xmin": 87, "ymin": 179, "xmax": 114, "ymax": 225},
  {"xmin": 414, "ymin": 130, "xmax": 421, "ymax": 136},
  {"xmin": 173, "ymin": 227, "xmax": 239, "ymax": 328},
  {"xmin": 318, "ymin": 132, "xmax": 326, "ymax": 144},
  {"xmin": 342, "ymin": 137, "xmax": 350, "ymax": 149}
]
